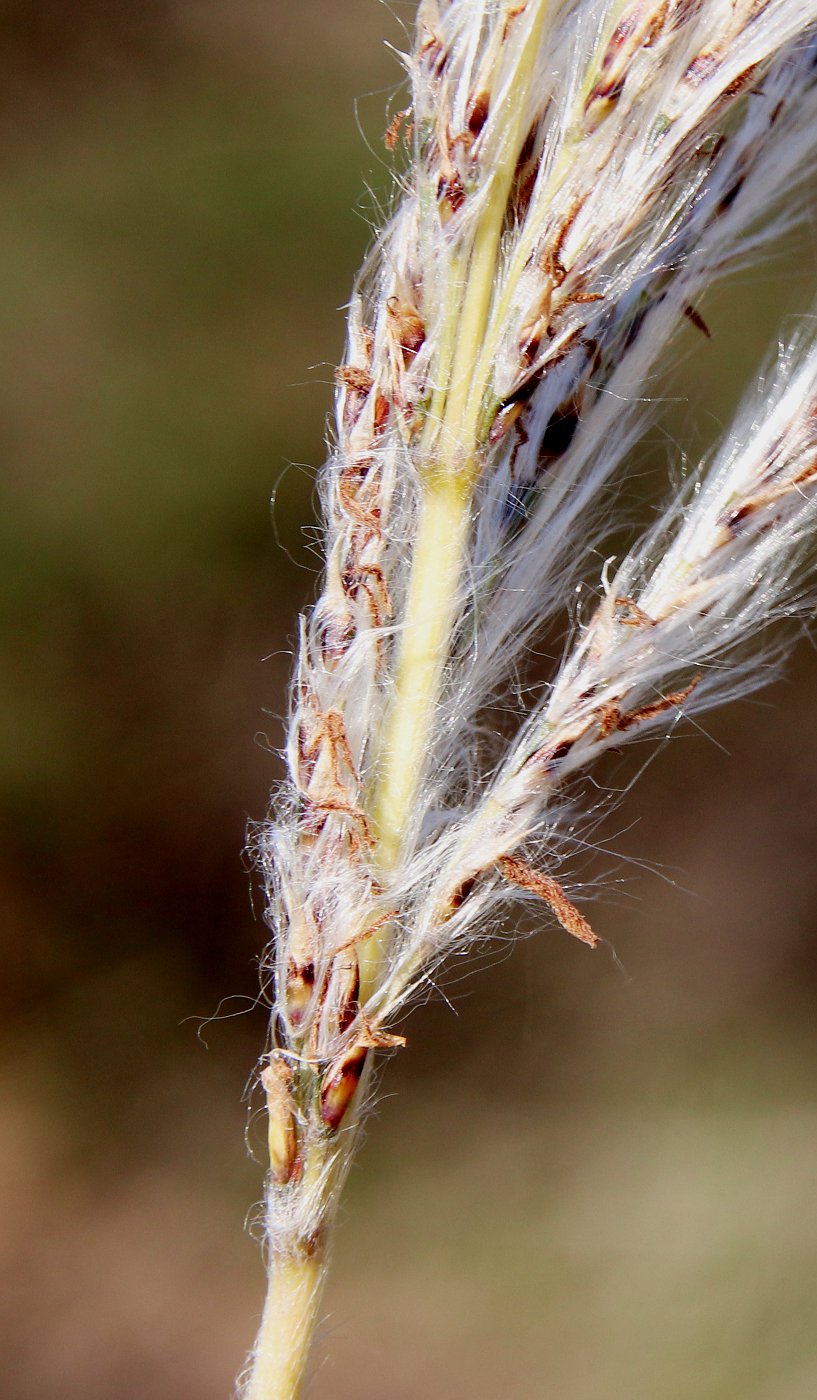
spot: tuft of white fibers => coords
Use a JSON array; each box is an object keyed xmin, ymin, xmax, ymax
[
  {"xmin": 242, "ymin": 2, "xmax": 817, "ymax": 1394},
  {"xmin": 386, "ymin": 330, "xmax": 817, "ymax": 1013}
]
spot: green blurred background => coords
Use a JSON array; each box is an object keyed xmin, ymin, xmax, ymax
[{"xmin": 3, "ymin": 4, "xmax": 817, "ymax": 1397}]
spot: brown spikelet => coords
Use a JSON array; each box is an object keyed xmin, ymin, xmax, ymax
[
  {"xmin": 387, "ymin": 296, "xmax": 426, "ymax": 362},
  {"xmin": 467, "ymin": 91, "xmax": 490, "ymax": 137},
  {"xmin": 384, "ymin": 109, "xmax": 410, "ymax": 151},
  {"xmin": 595, "ymin": 677, "xmax": 701, "ymax": 738},
  {"xmin": 498, "ymin": 856, "xmax": 600, "ymax": 947},
  {"xmin": 614, "ymin": 595, "xmax": 656, "ymax": 627},
  {"xmin": 320, "ymin": 1042, "xmax": 368, "ymax": 1132},
  {"xmin": 335, "ymin": 365, "xmax": 375, "ymax": 394}
]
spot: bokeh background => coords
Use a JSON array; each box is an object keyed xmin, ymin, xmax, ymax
[{"xmin": 3, "ymin": 3, "xmax": 817, "ymax": 1397}]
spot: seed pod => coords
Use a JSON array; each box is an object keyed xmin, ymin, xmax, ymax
[
  {"xmin": 467, "ymin": 90, "xmax": 490, "ymax": 137},
  {"xmin": 261, "ymin": 1053, "xmax": 298, "ymax": 1185},
  {"xmin": 387, "ymin": 295, "xmax": 426, "ymax": 363},
  {"xmin": 286, "ymin": 958, "xmax": 316, "ymax": 1031},
  {"xmin": 320, "ymin": 1041, "xmax": 368, "ymax": 1132},
  {"xmin": 325, "ymin": 947, "xmax": 360, "ymax": 1039},
  {"xmin": 283, "ymin": 895, "xmax": 319, "ymax": 1032}
]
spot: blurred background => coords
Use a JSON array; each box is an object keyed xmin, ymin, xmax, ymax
[{"xmin": 3, "ymin": 3, "xmax": 817, "ymax": 1397}]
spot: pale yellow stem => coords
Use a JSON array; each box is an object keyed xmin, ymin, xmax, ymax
[
  {"xmin": 244, "ymin": 1252, "xmax": 326, "ymax": 1400},
  {"xmin": 359, "ymin": 0, "xmax": 552, "ymax": 1000},
  {"xmin": 372, "ymin": 472, "xmax": 472, "ymax": 861}
]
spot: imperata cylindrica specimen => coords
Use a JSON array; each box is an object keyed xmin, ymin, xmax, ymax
[{"xmin": 239, "ymin": 3, "xmax": 817, "ymax": 1395}]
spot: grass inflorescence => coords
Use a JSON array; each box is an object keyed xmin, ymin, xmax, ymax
[{"xmin": 240, "ymin": 4, "xmax": 817, "ymax": 1395}]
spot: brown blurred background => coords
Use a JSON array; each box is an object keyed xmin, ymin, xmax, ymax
[{"xmin": 2, "ymin": 3, "xmax": 817, "ymax": 1397}]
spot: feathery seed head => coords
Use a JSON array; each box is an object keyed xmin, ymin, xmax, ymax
[{"xmin": 251, "ymin": 0, "xmax": 817, "ymax": 1293}]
